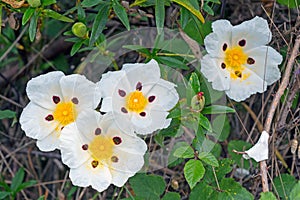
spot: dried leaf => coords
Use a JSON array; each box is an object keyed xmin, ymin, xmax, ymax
[{"xmin": 2, "ymin": 0, "xmax": 25, "ymax": 8}]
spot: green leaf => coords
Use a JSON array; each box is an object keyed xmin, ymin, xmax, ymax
[
  {"xmin": 29, "ymin": 11, "xmax": 38, "ymax": 42},
  {"xmin": 216, "ymin": 178, "xmax": 254, "ymax": 200},
  {"xmin": 202, "ymin": 3, "xmax": 214, "ymax": 16},
  {"xmin": 173, "ymin": 143, "xmax": 194, "ymax": 159},
  {"xmin": 123, "ymin": 45, "xmax": 151, "ymax": 55},
  {"xmin": 0, "ymin": 110, "xmax": 16, "ymax": 119},
  {"xmin": 260, "ymin": 192, "xmax": 277, "ymax": 200},
  {"xmin": 155, "ymin": 56, "xmax": 189, "ymax": 70},
  {"xmin": 11, "ymin": 168, "xmax": 25, "ymax": 192},
  {"xmin": 129, "ymin": 174, "xmax": 166, "ymax": 200},
  {"xmin": 155, "ymin": 0, "xmax": 165, "ymax": 34},
  {"xmin": 0, "ymin": 192, "xmax": 11, "ymax": 199},
  {"xmin": 22, "ymin": 8, "xmax": 35, "ymax": 25},
  {"xmin": 171, "ymin": 0, "xmax": 205, "ymax": 23},
  {"xmin": 199, "ymin": 113, "xmax": 212, "ymax": 132},
  {"xmin": 81, "ymin": 0, "xmax": 104, "ymax": 7},
  {"xmin": 167, "ymin": 106, "xmax": 181, "ymax": 119},
  {"xmin": 43, "ymin": 9, "xmax": 74, "ymax": 22},
  {"xmin": 41, "ymin": 0, "xmax": 56, "ymax": 6},
  {"xmin": 273, "ymin": 174, "xmax": 297, "ymax": 199},
  {"xmin": 190, "ymin": 181, "xmax": 214, "ymax": 200},
  {"xmin": 16, "ymin": 180, "xmax": 37, "ymax": 192},
  {"xmin": 37, "ymin": 195, "xmax": 45, "ymax": 200},
  {"xmin": 289, "ymin": 181, "xmax": 300, "ymax": 200},
  {"xmin": 162, "ymin": 192, "xmax": 180, "ymax": 200},
  {"xmin": 70, "ymin": 40, "xmax": 85, "ymax": 56},
  {"xmin": 202, "ymin": 105, "xmax": 235, "ymax": 114},
  {"xmin": 184, "ymin": 159, "xmax": 205, "ymax": 189},
  {"xmin": 112, "ymin": 0, "xmax": 130, "ymax": 30},
  {"xmin": 211, "ymin": 114, "xmax": 230, "ymax": 142},
  {"xmin": 198, "ymin": 152, "xmax": 219, "ymax": 167},
  {"xmin": 89, "ymin": 4, "xmax": 110, "ymax": 46},
  {"xmin": 228, "ymin": 140, "xmax": 254, "ymax": 169},
  {"xmin": 189, "ymin": 72, "xmax": 200, "ymax": 93},
  {"xmin": 277, "ymin": 0, "xmax": 300, "ymax": 8}
]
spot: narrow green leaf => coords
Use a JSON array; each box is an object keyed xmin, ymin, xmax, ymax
[
  {"xmin": 77, "ymin": 5, "xmax": 86, "ymax": 22},
  {"xmin": 260, "ymin": 192, "xmax": 277, "ymax": 200},
  {"xmin": 189, "ymin": 72, "xmax": 200, "ymax": 94},
  {"xmin": 81, "ymin": 0, "xmax": 104, "ymax": 7},
  {"xmin": 199, "ymin": 113, "xmax": 212, "ymax": 132},
  {"xmin": 89, "ymin": 4, "xmax": 110, "ymax": 46},
  {"xmin": 11, "ymin": 168, "xmax": 25, "ymax": 192},
  {"xmin": 155, "ymin": 56, "xmax": 189, "ymax": 70},
  {"xmin": 0, "ymin": 192, "xmax": 11, "ymax": 199},
  {"xmin": 70, "ymin": 40, "xmax": 85, "ymax": 56},
  {"xmin": 184, "ymin": 159, "xmax": 205, "ymax": 189},
  {"xmin": 16, "ymin": 180, "xmax": 37, "ymax": 192},
  {"xmin": 277, "ymin": 0, "xmax": 300, "ymax": 8},
  {"xmin": 162, "ymin": 192, "xmax": 181, "ymax": 200},
  {"xmin": 22, "ymin": 7, "xmax": 35, "ymax": 25},
  {"xmin": 155, "ymin": 0, "xmax": 165, "ymax": 34},
  {"xmin": 202, "ymin": 3, "xmax": 214, "ymax": 16},
  {"xmin": 29, "ymin": 11, "xmax": 38, "ymax": 42},
  {"xmin": 198, "ymin": 152, "xmax": 219, "ymax": 167},
  {"xmin": 173, "ymin": 144, "xmax": 194, "ymax": 159},
  {"xmin": 41, "ymin": 0, "xmax": 56, "ymax": 6},
  {"xmin": 172, "ymin": 0, "xmax": 205, "ymax": 23},
  {"xmin": 112, "ymin": 0, "xmax": 130, "ymax": 30},
  {"xmin": 37, "ymin": 195, "xmax": 45, "ymax": 200},
  {"xmin": 202, "ymin": 105, "xmax": 235, "ymax": 114},
  {"xmin": 0, "ymin": 110, "xmax": 16, "ymax": 119},
  {"xmin": 43, "ymin": 9, "xmax": 74, "ymax": 22},
  {"xmin": 123, "ymin": 45, "xmax": 151, "ymax": 55}
]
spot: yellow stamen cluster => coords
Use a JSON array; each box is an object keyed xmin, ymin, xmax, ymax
[
  {"xmin": 53, "ymin": 102, "xmax": 77, "ymax": 126},
  {"xmin": 126, "ymin": 91, "xmax": 148, "ymax": 113}
]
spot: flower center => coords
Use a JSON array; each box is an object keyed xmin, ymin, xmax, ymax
[
  {"xmin": 89, "ymin": 136, "xmax": 114, "ymax": 162},
  {"xmin": 126, "ymin": 91, "xmax": 148, "ymax": 113},
  {"xmin": 53, "ymin": 102, "xmax": 77, "ymax": 126}
]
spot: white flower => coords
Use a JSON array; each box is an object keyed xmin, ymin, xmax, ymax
[
  {"xmin": 59, "ymin": 110, "xmax": 147, "ymax": 192},
  {"xmin": 20, "ymin": 71, "xmax": 101, "ymax": 151},
  {"xmin": 201, "ymin": 16, "xmax": 283, "ymax": 102},
  {"xmin": 243, "ymin": 131, "xmax": 269, "ymax": 162},
  {"xmin": 97, "ymin": 59, "xmax": 179, "ymax": 135}
]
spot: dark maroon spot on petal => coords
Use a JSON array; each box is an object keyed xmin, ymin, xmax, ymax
[
  {"xmin": 221, "ymin": 63, "xmax": 226, "ymax": 69},
  {"xmin": 247, "ymin": 57, "xmax": 255, "ymax": 65},
  {"xmin": 148, "ymin": 96, "xmax": 156, "ymax": 103},
  {"xmin": 136, "ymin": 82, "xmax": 142, "ymax": 91},
  {"xmin": 61, "ymin": 126, "xmax": 65, "ymax": 131},
  {"xmin": 71, "ymin": 97, "xmax": 79, "ymax": 104},
  {"xmin": 140, "ymin": 112, "xmax": 146, "ymax": 117},
  {"xmin": 222, "ymin": 43, "xmax": 227, "ymax": 51},
  {"xmin": 82, "ymin": 144, "xmax": 88, "ymax": 150},
  {"xmin": 118, "ymin": 89, "xmax": 126, "ymax": 97},
  {"xmin": 111, "ymin": 156, "xmax": 119, "ymax": 163},
  {"xmin": 45, "ymin": 114, "xmax": 54, "ymax": 121},
  {"xmin": 235, "ymin": 71, "xmax": 242, "ymax": 78},
  {"xmin": 238, "ymin": 39, "xmax": 246, "ymax": 47},
  {"xmin": 95, "ymin": 128, "xmax": 102, "ymax": 135},
  {"xmin": 112, "ymin": 136, "xmax": 122, "ymax": 145},
  {"xmin": 52, "ymin": 96, "xmax": 60, "ymax": 104},
  {"xmin": 91, "ymin": 160, "xmax": 99, "ymax": 168},
  {"xmin": 121, "ymin": 107, "xmax": 128, "ymax": 113}
]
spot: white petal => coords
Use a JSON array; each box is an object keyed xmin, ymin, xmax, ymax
[
  {"xmin": 225, "ymin": 68, "xmax": 267, "ymax": 102},
  {"xmin": 109, "ymin": 149, "xmax": 145, "ymax": 187},
  {"xmin": 232, "ymin": 16, "xmax": 272, "ymax": 50},
  {"xmin": 36, "ymin": 131, "xmax": 60, "ymax": 151},
  {"xmin": 246, "ymin": 46, "xmax": 282, "ymax": 85},
  {"xmin": 60, "ymin": 74, "xmax": 101, "ymax": 110},
  {"xmin": 205, "ymin": 19, "xmax": 233, "ymax": 56},
  {"xmin": 243, "ymin": 131, "xmax": 269, "ymax": 162},
  {"xmin": 109, "ymin": 111, "xmax": 134, "ymax": 135},
  {"xmin": 201, "ymin": 55, "xmax": 230, "ymax": 91},
  {"xmin": 60, "ymin": 122, "xmax": 91, "ymax": 168},
  {"xmin": 131, "ymin": 107, "xmax": 171, "ymax": 134},
  {"xmin": 144, "ymin": 79, "xmax": 179, "ymax": 111},
  {"xmin": 20, "ymin": 102, "xmax": 59, "ymax": 140},
  {"xmin": 26, "ymin": 71, "xmax": 64, "ymax": 109},
  {"xmin": 69, "ymin": 159, "xmax": 112, "ymax": 192},
  {"xmin": 100, "ymin": 97, "xmax": 113, "ymax": 112},
  {"xmin": 122, "ymin": 59, "xmax": 161, "ymax": 88}
]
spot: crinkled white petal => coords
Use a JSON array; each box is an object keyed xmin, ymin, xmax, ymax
[
  {"xmin": 109, "ymin": 149, "xmax": 145, "ymax": 187},
  {"xmin": 36, "ymin": 131, "xmax": 60, "ymax": 152},
  {"xmin": 232, "ymin": 16, "xmax": 272, "ymax": 50},
  {"xmin": 246, "ymin": 46, "xmax": 282, "ymax": 85},
  {"xmin": 26, "ymin": 71, "xmax": 64, "ymax": 110},
  {"xmin": 200, "ymin": 55, "xmax": 230, "ymax": 91},
  {"xmin": 60, "ymin": 122, "xmax": 91, "ymax": 168},
  {"xmin": 243, "ymin": 131, "xmax": 269, "ymax": 162},
  {"xmin": 69, "ymin": 158, "xmax": 112, "ymax": 192},
  {"xmin": 131, "ymin": 107, "xmax": 171, "ymax": 134},
  {"xmin": 225, "ymin": 68, "xmax": 267, "ymax": 102},
  {"xmin": 110, "ymin": 111, "xmax": 134, "ymax": 134},
  {"xmin": 100, "ymin": 97, "xmax": 113, "ymax": 113},
  {"xmin": 20, "ymin": 102, "xmax": 59, "ymax": 140},
  {"xmin": 60, "ymin": 74, "xmax": 101, "ymax": 111},
  {"xmin": 144, "ymin": 79, "xmax": 179, "ymax": 111},
  {"xmin": 205, "ymin": 19, "xmax": 233, "ymax": 56}
]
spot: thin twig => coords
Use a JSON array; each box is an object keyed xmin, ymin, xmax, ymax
[{"xmin": 261, "ymin": 35, "xmax": 300, "ymax": 192}]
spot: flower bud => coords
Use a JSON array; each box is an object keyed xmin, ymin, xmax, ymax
[
  {"xmin": 27, "ymin": 0, "xmax": 41, "ymax": 7},
  {"xmin": 72, "ymin": 22, "xmax": 88, "ymax": 38},
  {"xmin": 191, "ymin": 92, "xmax": 205, "ymax": 111}
]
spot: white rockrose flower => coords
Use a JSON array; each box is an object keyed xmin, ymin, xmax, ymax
[{"xmin": 243, "ymin": 131, "xmax": 269, "ymax": 162}]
